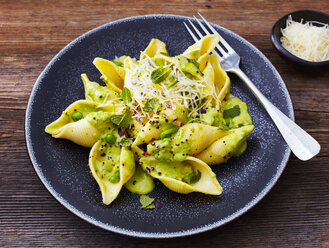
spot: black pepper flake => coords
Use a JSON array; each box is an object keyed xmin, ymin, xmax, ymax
[
  {"xmin": 169, "ymin": 151, "xmax": 173, "ymax": 154},
  {"xmin": 100, "ymin": 153, "xmax": 106, "ymax": 157},
  {"xmin": 132, "ymin": 180, "xmax": 137, "ymax": 185},
  {"xmin": 158, "ymin": 172, "xmax": 162, "ymax": 176},
  {"xmin": 165, "ymin": 118, "xmax": 168, "ymax": 122},
  {"xmin": 93, "ymin": 117, "xmax": 96, "ymax": 120},
  {"xmin": 122, "ymin": 163, "xmax": 125, "ymax": 167}
]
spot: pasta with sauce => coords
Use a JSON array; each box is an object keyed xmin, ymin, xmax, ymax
[{"xmin": 45, "ymin": 35, "xmax": 254, "ymax": 205}]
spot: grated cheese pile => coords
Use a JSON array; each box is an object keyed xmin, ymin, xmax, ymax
[
  {"xmin": 126, "ymin": 52, "xmax": 217, "ymax": 120},
  {"xmin": 280, "ymin": 15, "xmax": 329, "ymax": 62}
]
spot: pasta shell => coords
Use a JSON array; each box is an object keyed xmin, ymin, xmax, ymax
[
  {"xmin": 52, "ymin": 118, "xmax": 99, "ymax": 147},
  {"xmin": 81, "ymin": 73, "xmax": 120, "ymax": 104},
  {"xmin": 173, "ymin": 123, "xmax": 228, "ymax": 155},
  {"xmin": 196, "ymin": 125, "xmax": 254, "ymax": 165},
  {"xmin": 132, "ymin": 119, "xmax": 161, "ymax": 147},
  {"xmin": 140, "ymin": 156, "xmax": 222, "ymax": 195},
  {"xmin": 45, "ymin": 100, "xmax": 100, "ymax": 147},
  {"xmin": 208, "ymin": 54, "xmax": 230, "ymax": 101},
  {"xmin": 129, "ymin": 118, "xmax": 146, "ymax": 137},
  {"xmin": 202, "ymin": 59, "xmax": 217, "ymax": 100},
  {"xmin": 182, "ymin": 34, "xmax": 220, "ymax": 71},
  {"xmin": 89, "ymin": 141, "xmax": 135, "ymax": 205},
  {"xmin": 93, "ymin": 57, "xmax": 124, "ymax": 92},
  {"xmin": 140, "ymin": 39, "xmax": 168, "ymax": 60}
]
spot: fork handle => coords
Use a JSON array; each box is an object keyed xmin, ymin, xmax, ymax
[{"xmin": 231, "ymin": 68, "xmax": 320, "ymax": 161}]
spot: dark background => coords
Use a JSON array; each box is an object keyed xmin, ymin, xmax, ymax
[{"xmin": 1, "ymin": 0, "xmax": 328, "ymax": 247}]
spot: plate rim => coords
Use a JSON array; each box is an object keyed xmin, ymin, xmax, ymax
[{"xmin": 25, "ymin": 14, "xmax": 293, "ymax": 239}]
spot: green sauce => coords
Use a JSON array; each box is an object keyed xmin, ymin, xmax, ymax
[
  {"xmin": 223, "ymin": 125, "xmax": 254, "ymax": 157},
  {"xmin": 158, "ymin": 105, "xmax": 188, "ymax": 125},
  {"xmin": 94, "ymin": 140, "xmax": 121, "ymax": 184},
  {"xmin": 140, "ymin": 157, "xmax": 195, "ymax": 182},
  {"xmin": 81, "ymin": 73, "xmax": 119, "ymax": 103},
  {"xmin": 124, "ymin": 166, "xmax": 155, "ymax": 194},
  {"xmin": 86, "ymin": 111, "xmax": 112, "ymax": 132},
  {"xmin": 147, "ymin": 137, "xmax": 190, "ymax": 162},
  {"xmin": 201, "ymin": 108, "xmax": 224, "ymax": 126},
  {"xmin": 222, "ymin": 96, "xmax": 252, "ymax": 129}
]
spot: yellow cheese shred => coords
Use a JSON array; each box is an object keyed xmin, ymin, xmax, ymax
[{"xmin": 280, "ymin": 15, "xmax": 329, "ymax": 62}]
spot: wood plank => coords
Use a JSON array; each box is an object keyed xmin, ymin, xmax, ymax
[{"xmin": 1, "ymin": 0, "xmax": 329, "ymax": 247}]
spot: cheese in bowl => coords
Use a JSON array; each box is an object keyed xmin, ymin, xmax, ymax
[{"xmin": 280, "ymin": 15, "xmax": 329, "ymax": 62}]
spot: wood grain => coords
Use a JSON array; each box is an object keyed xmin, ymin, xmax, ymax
[{"xmin": 1, "ymin": 0, "xmax": 329, "ymax": 247}]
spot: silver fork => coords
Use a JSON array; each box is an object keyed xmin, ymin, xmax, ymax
[{"xmin": 184, "ymin": 13, "xmax": 320, "ymax": 161}]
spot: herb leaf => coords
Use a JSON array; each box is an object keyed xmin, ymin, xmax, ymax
[
  {"xmin": 217, "ymin": 123, "xmax": 229, "ymax": 131},
  {"xmin": 143, "ymin": 99, "xmax": 158, "ymax": 112},
  {"xmin": 120, "ymin": 87, "xmax": 132, "ymax": 104},
  {"xmin": 119, "ymin": 137, "xmax": 133, "ymax": 147},
  {"xmin": 151, "ymin": 67, "xmax": 172, "ymax": 84},
  {"xmin": 160, "ymin": 124, "xmax": 179, "ymax": 139},
  {"xmin": 160, "ymin": 52, "xmax": 169, "ymax": 57},
  {"xmin": 186, "ymin": 57, "xmax": 200, "ymax": 69},
  {"xmin": 223, "ymin": 105, "xmax": 241, "ymax": 119},
  {"xmin": 167, "ymin": 76, "xmax": 178, "ymax": 88},
  {"xmin": 111, "ymin": 60, "xmax": 123, "ymax": 67},
  {"xmin": 120, "ymin": 110, "xmax": 132, "ymax": 130},
  {"xmin": 110, "ymin": 110, "xmax": 132, "ymax": 130},
  {"xmin": 140, "ymin": 195, "xmax": 155, "ymax": 210},
  {"xmin": 110, "ymin": 115, "xmax": 123, "ymax": 126}
]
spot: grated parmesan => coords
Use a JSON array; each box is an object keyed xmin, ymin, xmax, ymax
[
  {"xmin": 126, "ymin": 53, "xmax": 217, "ymax": 120},
  {"xmin": 280, "ymin": 15, "xmax": 329, "ymax": 62}
]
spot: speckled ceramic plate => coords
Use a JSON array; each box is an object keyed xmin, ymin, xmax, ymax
[{"xmin": 25, "ymin": 14, "xmax": 293, "ymax": 238}]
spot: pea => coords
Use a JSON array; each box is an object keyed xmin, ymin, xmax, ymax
[
  {"xmin": 71, "ymin": 111, "xmax": 83, "ymax": 122},
  {"xmin": 109, "ymin": 170, "xmax": 120, "ymax": 183},
  {"xmin": 160, "ymin": 124, "xmax": 179, "ymax": 139},
  {"xmin": 183, "ymin": 170, "xmax": 201, "ymax": 184},
  {"xmin": 104, "ymin": 164, "xmax": 113, "ymax": 173},
  {"xmin": 105, "ymin": 134, "xmax": 116, "ymax": 145}
]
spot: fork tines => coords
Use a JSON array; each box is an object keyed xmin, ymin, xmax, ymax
[{"xmin": 183, "ymin": 13, "xmax": 234, "ymax": 59}]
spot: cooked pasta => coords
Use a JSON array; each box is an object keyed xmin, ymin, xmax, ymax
[{"xmin": 45, "ymin": 35, "xmax": 254, "ymax": 205}]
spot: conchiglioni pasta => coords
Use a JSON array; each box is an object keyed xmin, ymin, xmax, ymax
[{"xmin": 45, "ymin": 35, "xmax": 254, "ymax": 205}]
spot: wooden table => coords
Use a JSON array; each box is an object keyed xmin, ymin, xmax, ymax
[{"xmin": 1, "ymin": 0, "xmax": 328, "ymax": 247}]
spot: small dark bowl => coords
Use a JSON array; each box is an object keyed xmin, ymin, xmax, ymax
[{"xmin": 271, "ymin": 9, "xmax": 329, "ymax": 68}]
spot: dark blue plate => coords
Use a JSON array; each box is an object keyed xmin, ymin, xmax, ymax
[{"xmin": 25, "ymin": 14, "xmax": 293, "ymax": 238}]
